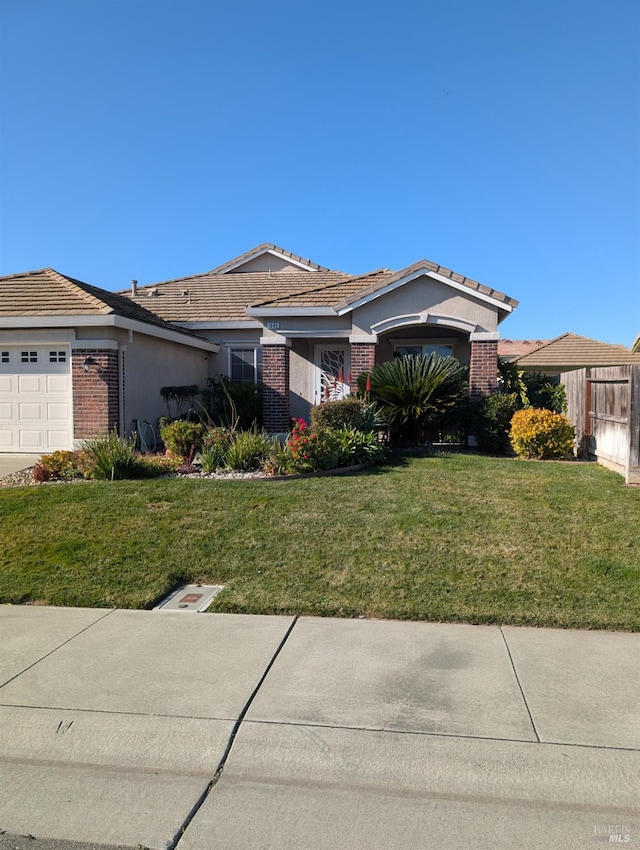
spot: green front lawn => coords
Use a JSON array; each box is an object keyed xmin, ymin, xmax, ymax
[{"xmin": 1, "ymin": 453, "xmax": 638, "ymax": 630}]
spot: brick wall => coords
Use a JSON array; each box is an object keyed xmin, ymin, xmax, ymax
[
  {"xmin": 262, "ymin": 345, "xmax": 290, "ymax": 432},
  {"xmin": 349, "ymin": 343, "xmax": 377, "ymax": 394},
  {"xmin": 72, "ymin": 349, "xmax": 120, "ymax": 439},
  {"xmin": 469, "ymin": 340, "xmax": 498, "ymax": 399}
]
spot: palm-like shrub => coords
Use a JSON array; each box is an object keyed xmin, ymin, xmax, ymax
[{"xmin": 359, "ymin": 354, "xmax": 467, "ymax": 443}]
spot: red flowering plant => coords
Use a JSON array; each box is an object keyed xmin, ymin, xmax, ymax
[{"xmin": 286, "ymin": 418, "xmax": 340, "ymax": 473}]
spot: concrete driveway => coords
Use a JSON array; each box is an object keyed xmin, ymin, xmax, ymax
[
  {"xmin": 0, "ymin": 607, "xmax": 637, "ymax": 850},
  {"xmin": 0, "ymin": 454, "xmax": 39, "ymax": 477}
]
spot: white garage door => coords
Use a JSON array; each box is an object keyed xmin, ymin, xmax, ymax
[{"xmin": 0, "ymin": 345, "xmax": 73, "ymax": 453}]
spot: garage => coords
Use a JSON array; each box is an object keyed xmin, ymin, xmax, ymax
[{"xmin": 0, "ymin": 344, "xmax": 72, "ymax": 453}]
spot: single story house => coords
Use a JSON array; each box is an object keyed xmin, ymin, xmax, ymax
[
  {"xmin": 0, "ymin": 268, "xmax": 218, "ymax": 453},
  {"xmin": 0, "ymin": 244, "xmax": 518, "ymax": 452},
  {"xmin": 515, "ymin": 333, "xmax": 640, "ymax": 484}
]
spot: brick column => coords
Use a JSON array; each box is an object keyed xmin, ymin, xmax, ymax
[
  {"xmin": 72, "ymin": 349, "xmax": 120, "ymax": 440},
  {"xmin": 350, "ymin": 343, "xmax": 376, "ymax": 395},
  {"xmin": 469, "ymin": 339, "xmax": 498, "ymax": 399},
  {"xmin": 262, "ymin": 345, "xmax": 290, "ymax": 432}
]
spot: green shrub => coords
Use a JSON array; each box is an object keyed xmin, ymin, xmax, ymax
[
  {"xmin": 203, "ymin": 376, "xmax": 263, "ymax": 429},
  {"xmin": 286, "ymin": 420, "xmax": 341, "ymax": 473},
  {"xmin": 135, "ymin": 453, "xmax": 181, "ymax": 478},
  {"xmin": 262, "ymin": 437, "xmax": 293, "ymax": 476},
  {"xmin": 82, "ymin": 430, "xmax": 139, "ymax": 481},
  {"xmin": 225, "ymin": 427, "xmax": 272, "ymax": 471},
  {"xmin": 509, "ymin": 408, "xmax": 575, "ymax": 459},
  {"xmin": 358, "ymin": 402, "xmax": 388, "ymax": 435},
  {"xmin": 358, "ymin": 354, "xmax": 467, "ymax": 444},
  {"xmin": 498, "ymin": 360, "xmax": 567, "ymax": 414},
  {"xmin": 199, "ymin": 427, "xmax": 231, "ymax": 472},
  {"xmin": 310, "ymin": 398, "xmax": 387, "ymax": 435},
  {"xmin": 335, "ymin": 427, "xmax": 385, "ymax": 466},
  {"xmin": 311, "ymin": 398, "xmax": 366, "ymax": 431},
  {"xmin": 527, "ymin": 377, "xmax": 567, "ymax": 414},
  {"xmin": 477, "ymin": 393, "xmax": 520, "ymax": 454},
  {"xmin": 159, "ymin": 420, "xmax": 205, "ymax": 458},
  {"xmin": 33, "ymin": 450, "xmax": 83, "ymax": 482}
]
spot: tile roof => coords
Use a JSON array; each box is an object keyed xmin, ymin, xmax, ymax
[
  {"xmin": 515, "ymin": 333, "xmax": 640, "ymax": 369},
  {"xmin": 124, "ymin": 248, "xmax": 518, "ymax": 322},
  {"xmin": 209, "ymin": 243, "xmax": 335, "ymax": 274},
  {"xmin": 335, "ymin": 259, "xmax": 519, "ymax": 312},
  {"xmin": 248, "ymin": 269, "xmax": 393, "ymax": 310},
  {"xmin": 125, "ymin": 269, "xmax": 351, "ymax": 322},
  {"xmin": 498, "ymin": 339, "xmax": 550, "ymax": 360},
  {"xmin": 0, "ymin": 267, "xmax": 197, "ymax": 335}
]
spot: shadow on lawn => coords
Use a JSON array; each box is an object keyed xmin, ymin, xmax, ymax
[{"xmin": 351, "ymin": 447, "xmax": 459, "ymax": 478}]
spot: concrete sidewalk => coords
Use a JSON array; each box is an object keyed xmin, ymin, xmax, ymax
[
  {"xmin": 0, "ymin": 455, "xmax": 39, "ymax": 477},
  {"xmin": 0, "ymin": 607, "xmax": 638, "ymax": 849}
]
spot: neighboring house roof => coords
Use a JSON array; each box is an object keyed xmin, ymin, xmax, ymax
[
  {"xmin": 515, "ymin": 333, "xmax": 640, "ymax": 370},
  {"xmin": 0, "ymin": 267, "xmax": 211, "ymax": 343},
  {"xmin": 123, "ymin": 245, "xmax": 518, "ymax": 324},
  {"xmin": 498, "ymin": 339, "xmax": 550, "ymax": 360}
]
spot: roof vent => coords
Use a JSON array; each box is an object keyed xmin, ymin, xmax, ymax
[
  {"xmin": 131, "ymin": 279, "xmax": 138, "ymax": 296},
  {"xmin": 148, "ymin": 288, "xmax": 159, "ymax": 297}
]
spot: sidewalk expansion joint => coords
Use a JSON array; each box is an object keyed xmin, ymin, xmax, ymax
[
  {"xmin": 170, "ymin": 614, "xmax": 299, "ymax": 849},
  {"xmin": 0, "ymin": 608, "xmax": 116, "ymax": 691},
  {"xmin": 241, "ymin": 718, "xmax": 640, "ymax": 753},
  {"xmin": 0, "ymin": 702, "xmax": 237, "ymax": 722},
  {"xmin": 500, "ymin": 626, "xmax": 540, "ymax": 743}
]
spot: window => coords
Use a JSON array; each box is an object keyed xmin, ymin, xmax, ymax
[
  {"xmin": 1, "ymin": 351, "xmax": 9, "ymax": 363},
  {"xmin": 21, "ymin": 351, "xmax": 38, "ymax": 363},
  {"xmin": 49, "ymin": 350, "xmax": 67, "ymax": 363},
  {"xmin": 395, "ymin": 343, "xmax": 454, "ymax": 359},
  {"xmin": 229, "ymin": 348, "xmax": 262, "ymax": 383}
]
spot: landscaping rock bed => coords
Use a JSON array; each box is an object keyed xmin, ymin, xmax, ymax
[
  {"xmin": 0, "ymin": 464, "xmax": 367, "ymax": 488},
  {"xmin": 0, "ymin": 468, "xmax": 38, "ymax": 488}
]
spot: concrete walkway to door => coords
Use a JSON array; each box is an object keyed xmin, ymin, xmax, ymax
[{"xmin": 0, "ymin": 454, "xmax": 39, "ymax": 477}]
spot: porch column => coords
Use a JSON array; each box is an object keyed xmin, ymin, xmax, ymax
[
  {"xmin": 72, "ymin": 348, "xmax": 120, "ymax": 439},
  {"xmin": 262, "ymin": 343, "xmax": 290, "ymax": 432},
  {"xmin": 349, "ymin": 341, "xmax": 377, "ymax": 395},
  {"xmin": 469, "ymin": 337, "xmax": 498, "ymax": 399}
]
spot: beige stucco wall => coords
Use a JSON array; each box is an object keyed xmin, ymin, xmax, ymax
[
  {"xmin": 263, "ymin": 316, "xmax": 352, "ymax": 336},
  {"xmin": 76, "ymin": 327, "xmax": 129, "ymax": 343},
  {"xmin": 351, "ymin": 275, "xmax": 500, "ymax": 336},
  {"xmin": 376, "ymin": 327, "xmax": 470, "ymax": 365},
  {"xmin": 227, "ymin": 255, "xmax": 313, "ymax": 274},
  {"xmin": 173, "ymin": 274, "xmax": 505, "ymax": 418},
  {"xmin": 123, "ymin": 333, "xmax": 209, "ymax": 435},
  {"xmin": 203, "ymin": 328, "xmax": 263, "ymax": 379}
]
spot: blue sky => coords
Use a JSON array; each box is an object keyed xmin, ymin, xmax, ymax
[{"xmin": 1, "ymin": 0, "xmax": 638, "ymax": 345}]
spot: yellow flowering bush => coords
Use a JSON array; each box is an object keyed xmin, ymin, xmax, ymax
[{"xmin": 509, "ymin": 408, "xmax": 575, "ymax": 460}]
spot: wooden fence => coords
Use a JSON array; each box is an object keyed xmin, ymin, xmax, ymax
[{"xmin": 564, "ymin": 365, "xmax": 640, "ymax": 484}]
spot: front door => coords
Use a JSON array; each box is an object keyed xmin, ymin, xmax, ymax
[{"xmin": 314, "ymin": 345, "xmax": 350, "ymax": 403}]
